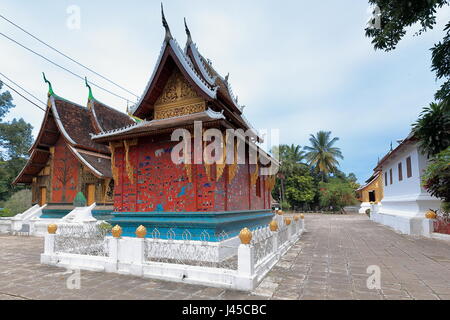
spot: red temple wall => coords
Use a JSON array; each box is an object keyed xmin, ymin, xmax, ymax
[
  {"xmin": 51, "ymin": 136, "xmax": 79, "ymax": 203},
  {"xmin": 113, "ymin": 138, "xmax": 271, "ymax": 212}
]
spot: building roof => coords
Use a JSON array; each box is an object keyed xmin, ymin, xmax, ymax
[
  {"xmin": 356, "ymin": 170, "xmax": 381, "ymax": 192},
  {"xmin": 374, "ymin": 132, "xmax": 416, "ymax": 171},
  {"xmin": 91, "ymin": 108, "xmax": 226, "ymax": 142},
  {"xmin": 128, "ymin": 9, "xmax": 261, "ymax": 140},
  {"xmin": 14, "ymin": 93, "xmax": 130, "ymax": 184},
  {"xmin": 89, "ymin": 98, "xmax": 135, "ymax": 133}
]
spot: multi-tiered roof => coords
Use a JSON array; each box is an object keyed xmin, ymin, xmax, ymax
[
  {"xmin": 91, "ymin": 6, "xmax": 260, "ymax": 143},
  {"xmin": 13, "ymin": 79, "xmax": 133, "ymax": 184}
]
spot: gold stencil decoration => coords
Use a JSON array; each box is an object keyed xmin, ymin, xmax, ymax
[
  {"xmin": 183, "ymin": 136, "xmax": 192, "ymax": 183},
  {"xmin": 109, "ymin": 143, "xmax": 119, "ymax": 184},
  {"xmin": 228, "ymin": 140, "xmax": 239, "ymax": 184},
  {"xmin": 154, "ymin": 69, "xmax": 205, "ymax": 120},
  {"xmin": 124, "ymin": 139, "xmax": 138, "ymax": 184},
  {"xmin": 103, "ymin": 178, "xmax": 111, "ymax": 203},
  {"xmin": 216, "ymin": 139, "xmax": 226, "ymax": 181},
  {"xmin": 250, "ymin": 162, "xmax": 259, "ymax": 186},
  {"xmin": 203, "ymin": 137, "xmax": 212, "ymax": 181},
  {"xmin": 265, "ymin": 175, "xmax": 276, "ymax": 191}
]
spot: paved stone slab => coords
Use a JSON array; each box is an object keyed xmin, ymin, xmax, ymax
[{"xmin": 0, "ymin": 214, "xmax": 449, "ymax": 300}]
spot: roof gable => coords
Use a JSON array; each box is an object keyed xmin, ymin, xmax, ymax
[{"xmin": 131, "ymin": 39, "xmax": 218, "ymax": 119}]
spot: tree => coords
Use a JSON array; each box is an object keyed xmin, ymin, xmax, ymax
[
  {"xmin": 0, "ymin": 81, "xmax": 13, "ymax": 119},
  {"xmin": 271, "ymin": 144, "xmax": 307, "ymax": 205},
  {"xmin": 1, "ymin": 189, "xmax": 32, "ymax": 215},
  {"xmin": 412, "ymin": 101, "xmax": 450, "ymax": 157},
  {"xmin": 285, "ymin": 174, "xmax": 316, "ymax": 209},
  {"xmin": 0, "ymin": 81, "xmax": 33, "ymax": 201},
  {"xmin": 422, "ymin": 147, "xmax": 450, "ymax": 212},
  {"xmin": 365, "ymin": 0, "xmax": 450, "ymax": 103},
  {"xmin": 318, "ymin": 178, "xmax": 358, "ymax": 213},
  {"xmin": 304, "ymin": 131, "xmax": 343, "ymax": 180}
]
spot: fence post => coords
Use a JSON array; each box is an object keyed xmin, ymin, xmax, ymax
[
  {"xmin": 44, "ymin": 233, "xmax": 55, "ymax": 255},
  {"xmin": 105, "ymin": 236, "xmax": 118, "ymax": 272},
  {"xmin": 237, "ymin": 228, "xmax": 254, "ymax": 277},
  {"xmin": 129, "ymin": 237, "xmax": 145, "ymax": 277},
  {"xmin": 238, "ymin": 244, "xmax": 254, "ymax": 276}
]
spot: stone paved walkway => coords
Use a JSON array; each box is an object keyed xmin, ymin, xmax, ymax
[{"xmin": 0, "ymin": 214, "xmax": 449, "ymax": 300}]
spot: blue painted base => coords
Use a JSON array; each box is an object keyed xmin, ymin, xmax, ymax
[{"xmin": 110, "ymin": 210, "xmax": 274, "ymax": 241}]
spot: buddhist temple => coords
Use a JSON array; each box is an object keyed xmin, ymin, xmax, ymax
[
  {"xmin": 356, "ymin": 171, "xmax": 383, "ymax": 213},
  {"xmin": 13, "ymin": 77, "xmax": 134, "ymax": 220},
  {"xmin": 91, "ymin": 9, "xmax": 277, "ymax": 239}
]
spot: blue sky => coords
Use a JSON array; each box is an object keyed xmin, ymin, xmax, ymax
[{"xmin": 1, "ymin": 1, "xmax": 449, "ymax": 183}]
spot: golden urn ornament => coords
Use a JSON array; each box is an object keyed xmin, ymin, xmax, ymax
[
  {"xmin": 135, "ymin": 225, "xmax": 147, "ymax": 238},
  {"xmin": 425, "ymin": 209, "xmax": 437, "ymax": 220},
  {"xmin": 47, "ymin": 224, "xmax": 57, "ymax": 234},
  {"xmin": 239, "ymin": 227, "xmax": 252, "ymax": 244},
  {"xmin": 111, "ymin": 225, "xmax": 123, "ymax": 238},
  {"xmin": 269, "ymin": 220, "xmax": 278, "ymax": 232},
  {"xmin": 284, "ymin": 218, "xmax": 291, "ymax": 226},
  {"xmin": 294, "ymin": 215, "xmax": 299, "ymax": 221},
  {"xmin": 300, "ymin": 214, "xmax": 305, "ymax": 220}
]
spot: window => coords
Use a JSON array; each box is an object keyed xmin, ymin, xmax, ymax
[
  {"xmin": 389, "ymin": 168, "xmax": 393, "ymax": 185},
  {"xmin": 385, "ymin": 172, "xmax": 388, "ymax": 186},
  {"xmin": 406, "ymin": 156, "xmax": 412, "ymax": 178},
  {"xmin": 398, "ymin": 162, "xmax": 403, "ymax": 181}
]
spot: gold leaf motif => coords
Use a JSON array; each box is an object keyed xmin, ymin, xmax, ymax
[
  {"xmin": 250, "ymin": 163, "xmax": 259, "ymax": 186},
  {"xmin": 228, "ymin": 141, "xmax": 238, "ymax": 184},
  {"xmin": 155, "ymin": 70, "xmax": 201, "ymax": 106},
  {"xmin": 216, "ymin": 140, "xmax": 226, "ymax": 181}
]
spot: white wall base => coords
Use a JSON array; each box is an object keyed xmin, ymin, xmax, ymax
[
  {"xmin": 358, "ymin": 202, "xmax": 371, "ymax": 214},
  {"xmin": 370, "ymin": 210, "xmax": 434, "ymax": 236}
]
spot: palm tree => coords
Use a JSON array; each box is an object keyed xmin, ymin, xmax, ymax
[
  {"xmin": 271, "ymin": 144, "xmax": 306, "ymax": 207},
  {"xmin": 304, "ymin": 131, "xmax": 343, "ymax": 180}
]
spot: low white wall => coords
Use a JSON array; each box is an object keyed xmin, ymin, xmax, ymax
[
  {"xmin": 41, "ymin": 219, "xmax": 306, "ymax": 291},
  {"xmin": 370, "ymin": 203, "xmax": 435, "ymax": 236}
]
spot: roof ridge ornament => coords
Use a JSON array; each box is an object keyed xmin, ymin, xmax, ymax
[
  {"xmin": 184, "ymin": 17, "xmax": 192, "ymax": 45},
  {"xmin": 161, "ymin": 3, "xmax": 172, "ymax": 41},
  {"xmin": 85, "ymin": 76, "xmax": 94, "ymax": 101},
  {"xmin": 42, "ymin": 72, "xmax": 54, "ymax": 97}
]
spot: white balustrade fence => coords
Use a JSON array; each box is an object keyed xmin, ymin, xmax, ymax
[{"xmin": 41, "ymin": 218, "xmax": 305, "ymax": 291}]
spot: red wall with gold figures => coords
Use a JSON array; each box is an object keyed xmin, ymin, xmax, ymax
[
  {"xmin": 113, "ymin": 137, "xmax": 272, "ymax": 213},
  {"xmin": 51, "ymin": 136, "xmax": 79, "ymax": 203}
]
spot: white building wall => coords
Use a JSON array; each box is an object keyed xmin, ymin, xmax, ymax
[{"xmin": 373, "ymin": 141, "xmax": 441, "ymax": 236}]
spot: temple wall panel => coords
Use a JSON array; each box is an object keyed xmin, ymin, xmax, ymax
[
  {"xmin": 226, "ymin": 164, "xmax": 251, "ymax": 211},
  {"xmin": 112, "ymin": 137, "xmax": 271, "ymax": 213},
  {"xmin": 51, "ymin": 136, "xmax": 79, "ymax": 203}
]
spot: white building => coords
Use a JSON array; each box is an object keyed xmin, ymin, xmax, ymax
[{"xmin": 370, "ymin": 133, "xmax": 442, "ymax": 236}]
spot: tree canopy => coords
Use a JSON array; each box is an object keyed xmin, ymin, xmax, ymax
[
  {"xmin": 365, "ymin": 0, "xmax": 450, "ymax": 103},
  {"xmin": 0, "ymin": 81, "xmax": 33, "ymax": 202}
]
